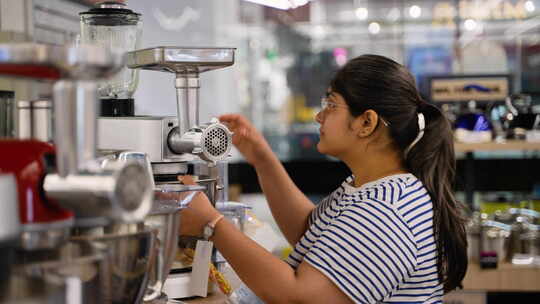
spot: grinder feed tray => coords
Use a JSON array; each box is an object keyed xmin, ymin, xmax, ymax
[{"xmin": 126, "ymin": 46, "xmax": 235, "ymax": 74}]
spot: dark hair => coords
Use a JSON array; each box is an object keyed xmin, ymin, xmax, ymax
[{"xmin": 331, "ymin": 54, "xmax": 468, "ymax": 293}]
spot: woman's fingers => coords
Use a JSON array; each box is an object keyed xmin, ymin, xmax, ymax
[
  {"xmin": 219, "ymin": 113, "xmax": 243, "ymax": 122},
  {"xmin": 219, "ymin": 114, "xmax": 252, "ymax": 130},
  {"xmin": 218, "ymin": 114, "xmax": 241, "ymax": 126},
  {"xmin": 219, "ymin": 114, "xmax": 251, "ymax": 143},
  {"xmin": 178, "ymin": 175, "xmax": 197, "ymax": 185}
]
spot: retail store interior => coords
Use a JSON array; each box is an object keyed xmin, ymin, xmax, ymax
[{"xmin": 0, "ymin": 0, "xmax": 540, "ymax": 303}]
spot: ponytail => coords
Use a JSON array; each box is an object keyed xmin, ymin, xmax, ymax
[{"xmin": 406, "ymin": 103, "xmax": 468, "ymax": 292}]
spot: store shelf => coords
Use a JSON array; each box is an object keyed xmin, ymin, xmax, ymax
[
  {"xmin": 463, "ymin": 263, "xmax": 540, "ymax": 292},
  {"xmin": 455, "ymin": 140, "xmax": 540, "ymax": 153}
]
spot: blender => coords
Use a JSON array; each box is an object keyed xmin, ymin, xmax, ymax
[{"xmin": 80, "ymin": 1, "xmax": 142, "ymax": 117}]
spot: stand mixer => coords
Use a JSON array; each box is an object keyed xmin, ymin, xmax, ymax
[
  {"xmin": 0, "ymin": 43, "xmax": 154, "ymax": 240},
  {"xmin": 0, "ymin": 43, "xmax": 158, "ymax": 304}
]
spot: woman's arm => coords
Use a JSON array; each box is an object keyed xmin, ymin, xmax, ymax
[
  {"xmin": 253, "ymin": 150, "xmax": 316, "ymax": 245},
  {"xmin": 179, "ymin": 188, "xmax": 352, "ymax": 304},
  {"xmin": 212, "ymin": 215, "xmax": 353, "ymax": 304},
  {"xmin": 220, "ymin": 114, "xmax": 315, "ymax": 245}
]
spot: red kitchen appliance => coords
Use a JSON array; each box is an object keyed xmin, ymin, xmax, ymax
[{"xmin": 0, "ymin": 140, "xmax": 73, "ymax": 249}]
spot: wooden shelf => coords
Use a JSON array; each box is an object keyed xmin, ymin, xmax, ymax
[
  {"xmin": 462, "ymin": 262, "xmax": 540, "ymax": 292},
  {"xmin": 455, "ymin": 140, "xmax": 540, "ymax": 153}
]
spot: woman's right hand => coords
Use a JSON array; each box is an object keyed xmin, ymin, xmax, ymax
[{"xmin": 219, "ymin": 114, "xmax": 273, "ymax": 167}]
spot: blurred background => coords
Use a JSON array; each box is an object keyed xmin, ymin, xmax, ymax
[{"xmin": 1, "ymin": 1, "xmax": 540, "ymax": 302}]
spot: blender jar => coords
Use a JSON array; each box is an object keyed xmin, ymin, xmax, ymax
[{"xmin": 80, "ymin": 1, "xmax": 142, "ymax": 116}]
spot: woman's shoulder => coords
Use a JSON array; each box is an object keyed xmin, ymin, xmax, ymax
[{"xmin": 341, "ymin": 173, "xmax": 420, "ymax": 204}]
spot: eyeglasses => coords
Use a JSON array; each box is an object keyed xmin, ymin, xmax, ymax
[
  {"xmin": 320, "ymin": 97, "xmax": 348, "ymax": 112},
  {"xmin": 320, "ymin": 97, "xmax": 390, "ymax": 127}
]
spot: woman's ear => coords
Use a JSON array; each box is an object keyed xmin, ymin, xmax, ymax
[{"xmin": 355, "ymin": 110, "xmax": 379, "ymax": 137}]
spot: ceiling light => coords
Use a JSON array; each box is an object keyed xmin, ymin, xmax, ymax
[
  {"xmin": 368, "ymin": 22, "xmax": 380, "ymax": 34},
  {"xmin": 355, "ymin": 7, "xmax": 368, "ymax": 20},
  {"xmin": 312, "ymin": 25, "xmax": 326, "ymax": 39},
  {"xmin": 409, "ymin": 5, "xmax": 422, "ymax": 18},
  {"xmin": 387, "ymin": 7, "xmax": 400, "ymax": 21},
  {"xmin": 243, "ymin": 0, "xmax": 311, "ymax": 10},
  {"xmin": 464, "ymin": 19, "xmax": 477, "ymax": 31},
  {"xmin": 525, "ymin": 1, "xmax": 535, "ymax": 12}
]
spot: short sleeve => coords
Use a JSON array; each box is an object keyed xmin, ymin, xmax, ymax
[
  {"xmin": 309, "ymin": 181, "xmax": 348, "ymax": 226},
  {"xmin": 309, "ymin": 195, "xmax": 332, "ymax": 226},
  {"xmin": 303, "ymin": 201, "xmax": 417, "ymax": 304}
]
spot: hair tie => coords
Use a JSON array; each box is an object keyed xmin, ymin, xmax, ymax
[{"xmin": 404, "ymin": 113, "xmax": 425, "ymax": 156}]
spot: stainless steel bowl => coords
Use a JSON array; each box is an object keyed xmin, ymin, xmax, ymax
[
  {"xmin": 71, "ymin": 228, "xmax": 157, "ymax": 304},
  {"xmin": 9, "ymin": 242, "xmax": 107, "ymax": 304},
  {"xmin": 0, "ymin": 274, "xmax": 66, "ymax": 304},
  {"xmin": 143, "ymin": 185, "xmax": 202, "ymax": 302}
]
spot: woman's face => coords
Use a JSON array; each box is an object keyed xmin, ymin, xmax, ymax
[{"xmin": 315, "ymin": 91, "xmax": 357, "ymax": 158}]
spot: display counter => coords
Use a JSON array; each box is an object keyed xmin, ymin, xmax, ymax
[
  {"xmin": 462, "ymin": 263, "xmax": 540, "ymax": 292},
  {"xmin": 455, "ymin": 140, "xmax": 540, "ymax": 153},
  {"xmin": 444, "ymin": 262, "xmax": 540, "ymax": 304},
  {"xmin": 180, "ymin": 262, "xmax": 540, "ymax": 303}
]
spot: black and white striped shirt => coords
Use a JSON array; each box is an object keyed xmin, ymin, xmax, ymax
[{"xmin": 286, "ymin": 174, "xmax": 443, "ymax": 304}]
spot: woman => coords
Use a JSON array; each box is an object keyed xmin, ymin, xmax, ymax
[{"xmin": 179, "ymin": 54, "xmax": 468, "ymax": 304}]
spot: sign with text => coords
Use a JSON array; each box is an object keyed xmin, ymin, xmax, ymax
[
  {"xmin": 433, "ymin": 0, "xmax": 529, "ymax": 27},
  {"xmin": 429, "ymin": 76, "xmax": 510, "ymax": 102}
]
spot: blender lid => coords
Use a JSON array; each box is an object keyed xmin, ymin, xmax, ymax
[
  {"xmin": 80, "ymin": 1, "xmax": 141, "ymax": 17},
  {"xmin": 98, "ymin": 1, "xmax": 128, "ymax": 9}
]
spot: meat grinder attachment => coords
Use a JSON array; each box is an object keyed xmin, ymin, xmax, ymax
[{"xmin": 126, "ymin": 47, "xmax": 235, "ymax": 164}]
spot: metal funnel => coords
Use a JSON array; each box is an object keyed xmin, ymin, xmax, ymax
[{"xmin": 126, "ymin": 47, "xmax": 235, "ymax": 136}]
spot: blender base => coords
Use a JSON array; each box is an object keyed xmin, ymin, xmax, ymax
[
  {"xmin": 100, "ymin": 98, "xmax": 135, "ymax": 117},
  {"xmin": 163, "ymin": 272, "xmax": 196, "ymax": 300}
]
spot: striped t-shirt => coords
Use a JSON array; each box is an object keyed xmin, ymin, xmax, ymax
[{"xmin": 286, "ymin": 174, "xmax": 443, "ymax": 304}]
